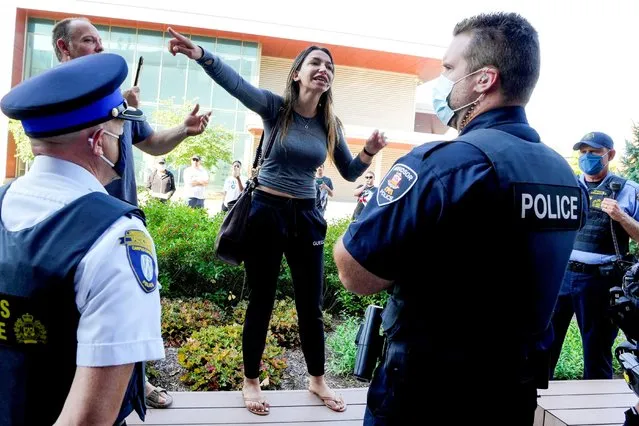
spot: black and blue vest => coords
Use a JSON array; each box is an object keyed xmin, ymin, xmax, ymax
[
  {"xmin": 573, "ymin": 173, "xmax": 628, "ymax": 256},
  {"xmin": 0, "ymin": 185, "xmax": 147, "ymax": 426},
  {"xmin": 382, "ymin": 123, "xmax": 584, "ymax": 386}
]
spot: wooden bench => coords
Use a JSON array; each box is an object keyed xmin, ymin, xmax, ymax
[
  {"xmin": 126, "ymin": 387, "xmax": 368, "ymax": 425},
  {"xmin": 535, "ymin": 379, "xmax": 636, "ymax": 426},
  {"xmin": 125, "ymin": 379, "xmax": 635, "ymax": 425}
]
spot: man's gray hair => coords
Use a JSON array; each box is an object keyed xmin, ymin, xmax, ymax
[{"xmin": 51, "ymin": 17, "xmax": 90, "ymax": 62}]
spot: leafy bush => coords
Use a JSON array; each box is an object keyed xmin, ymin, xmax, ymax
[
  {"xmin": 143, "ymin": 200, "xmax": 245, "ymax": 299},
  {"xmin": 178, "ymin": 324, "xmax": 287, "ymax": 391},
  {"xmin": 233, "ymin": 298, "xmax": 300, "ymax": 348},
  {"xmin": 553, "ymin": 319, "xmax": 625, "ymax": 380},
  {"xmin": 144, "ymin": 200, "xmax": 385, "ymax": 315},
  {"xmin": 336, "ymin": 290, "xmax": 389, "ymax": 318},
  {"xmin": 321, "ymin": 216, "xmax": 389, "ymax": 316},
  {"xmin": 326, "ymin": 317, "xmax": 360, "ymax": 376},
  {"xmin": 161, "ymin": 298, "xmax": 226, "ymax": 347}
]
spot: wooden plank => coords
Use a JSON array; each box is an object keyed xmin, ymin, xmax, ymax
[
  {"xmin": 540, "ymin": 380, "xmax": 631, "ymax": 396},
  {"xmin": 534, "ymin": 405, "xmax": 546, "ymax": 426},
  {"xmin": 538, "ymin": 393, "xmax": 636, "ymax": 410},
  {"xmin": 548, "ymin": 408, "xmax": 626, "ymax": 425},
  {"xmin": 126, "ymin": 405, "xmax": 366, "ymax": 425},
  {"xmin": 544, "ymin": 411, "xmax": 569, "ymax": 426},
  {"xmin": 157, "ymin": 388, "xmax": 367, "ymax": 408}
]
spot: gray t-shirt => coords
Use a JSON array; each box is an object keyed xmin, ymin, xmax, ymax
[{"xmin": 196, "ymin": 49, "xmax": 368, "ymax": 199}]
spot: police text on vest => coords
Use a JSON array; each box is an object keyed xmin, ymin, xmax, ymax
[
  {"xmin": 521, "ymin": 193, "xmax": 579, "ymax": 220},
  {"xmin": 514, "ymin": 183, "xmax": 582, "ymax": 230}
]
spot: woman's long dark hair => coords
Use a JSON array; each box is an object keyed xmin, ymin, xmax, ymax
[{"xmin": 279, "ymin": 46, "xmax": 343, "ymax": 162}]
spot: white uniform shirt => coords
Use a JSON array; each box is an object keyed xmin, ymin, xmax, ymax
[
  {"xmin": 183, "ymin": 166, "xmax": 209, "ymax": 200},
  {"xmin": 223, "ymin": 175, "xmax": 247, "ymax": 206},
  {"xmin": 2, "ymin": 156, "xmax": 164, "ymax": 367}
]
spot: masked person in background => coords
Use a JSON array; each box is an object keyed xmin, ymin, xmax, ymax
[{"xmin": 549, "ymin": 131, "xmax": 639, "ymax": 380}]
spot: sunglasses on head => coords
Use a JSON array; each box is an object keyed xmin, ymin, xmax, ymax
[{"xmin": 365, "ymin": 176, "xmax": 373, "ymax": 179}]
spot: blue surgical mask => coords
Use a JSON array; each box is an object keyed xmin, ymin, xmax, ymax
[
  {"xmin": 578, "ymin": 152, "xmax": 607, "ymax": 176},
  {"xmin": 432, "ymin": 68, "xmax": 486, "ymax": 126}
]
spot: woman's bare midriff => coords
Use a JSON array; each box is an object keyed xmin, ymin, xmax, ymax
[{"xmin": 256, "ymin": 185, "xmax": 298, "ymax": 199}]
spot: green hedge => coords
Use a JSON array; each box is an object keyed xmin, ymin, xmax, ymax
[
  {"xmin": 553, "ymin": 319, "xmax": 625, "ymax": 380},
  {"xmin": 178, "ymin": 324, "xmax": 287, "ymax": 391},
  {"xmin": 326, "ymin": 317, "xmax": 360, "ymax": 376},
  {"xmin": 143, "ymin": 200, "xmax": 385, "ymax": 315}
]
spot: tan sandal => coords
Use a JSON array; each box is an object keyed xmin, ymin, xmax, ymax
[
  {"xmin": 243, "ymin": 394, "xmax": 270, "ymax": 416},
  {"xmin": 309, "ymin": 389, "xmax": 346, "ymax": 412},
  {"xmin": 145, "ymin": 386, "xmax": 173, "ymax": 409}
]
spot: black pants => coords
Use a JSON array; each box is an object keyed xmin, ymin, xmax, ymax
[
  {"xmin": 188, "ymin": 197, "xmax": 205, "ymax": 208},
  {"xmin": 364, "ymin": 340, "xmax": 538, "ymax": 425},
  {"xmin": 243, "ymin": 190, "xmax": 328, "ymax": 378}
]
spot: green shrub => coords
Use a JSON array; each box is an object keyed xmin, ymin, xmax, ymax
[
  {"xmin": 161, "ymin": 298, "xmax": 226, "ymax": 347},
  {"xmin": 233, "ymin": 298, "xmax": 300, "ymax": 348},
  {"xmin": 321, "ymin": 216, "xmax": 388, "ymax": 316},
  {"xmin": 144, "ymin": 200, "xmax": 385, "ymax": 315},
  {"xmin": 326, "ymin": 317, "xmax": 361, "ymax": 376},
  {"xmin": 142, "ymin": 200, "xmax": 245, "ymax": 299},
  {"xmin": 336, "ymin": 290, "xmax": 389, "ymax": 317},
  {"xmin": 177, "ymin": 324, "xmax": 287, "ymax": 391},
  {"xmin": 553, "ymin": 319, "xmax": 625, "ymax": 380}
]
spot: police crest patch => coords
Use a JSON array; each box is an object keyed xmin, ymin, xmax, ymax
[
  {"xmin": 377, "ymin": 163, "xmax": 418, "ymax": 206},
  {"xmin": 120, "ymin": 229, "xmax": 157, "ymax": 293}
]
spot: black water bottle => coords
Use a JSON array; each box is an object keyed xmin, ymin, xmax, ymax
[{"xmin": 353, "ymin": 305, "xmax": 384, "ymax": 382}]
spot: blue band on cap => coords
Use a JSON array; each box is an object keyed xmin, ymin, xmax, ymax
[{"xmin": 21, "ymin": 89, "xmax": 123, "ymax": 136}]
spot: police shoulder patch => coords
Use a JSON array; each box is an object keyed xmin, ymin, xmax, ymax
[
  {"xmin": 119, "ymin": 229, "xmax": 157, "ymax": 293},
  {"xmin": 377, "ymin": 163, "xmax": 419, "ymax": 206}
]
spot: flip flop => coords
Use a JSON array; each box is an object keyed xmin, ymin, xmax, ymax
[
  {"xmin": 243, "ymin": 394, "xmax": 270, "ymax": 416},
  {"xmin": 145, "ymin": 386, "xmax": 173, "ymax": 409},
  {"xmin": 309, "ymin": 389, "xmax": 347, "ymax": 413}
]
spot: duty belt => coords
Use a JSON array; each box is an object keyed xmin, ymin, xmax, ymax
[{"xmin": 567, "ymin": 260, "xmax": 609, "ymax": 275}]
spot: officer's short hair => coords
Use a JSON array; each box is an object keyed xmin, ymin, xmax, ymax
[
  {"xmin": 52, "ymin": 17, "xmax": 90, "ymax": 62},
  {"xmin": 453, "ymin": 12, "xmax": 540, "ymax": 105}
]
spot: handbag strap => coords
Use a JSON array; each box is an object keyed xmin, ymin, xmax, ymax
[{"xmin": 251, "ymin": 112, "xmax": 282, "ymax": 178}]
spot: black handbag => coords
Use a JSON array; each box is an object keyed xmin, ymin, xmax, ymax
[{"xmin": 214, "ymin": 118, "xmax": 279, "ymax": 266}]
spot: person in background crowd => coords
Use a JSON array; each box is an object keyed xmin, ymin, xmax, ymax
[
  {"xmin": 146, "ymin": 157, "xmax": 176, "ymax": 202},
  {"xmin": 351, "ymin": 172, "xmax": 376, "ymax": 221},
  {"xmin": 183, "ymin": 155, "xmax": 209, "ymax": 209},
  {"xmin": 315, "ymin": 164, "xmax": 334, "ymax": 217},
  {"xmin": 222, "ymin": 160, "xmax": 246, "ymax": 212}
]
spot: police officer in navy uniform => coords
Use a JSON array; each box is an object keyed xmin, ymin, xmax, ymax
[
  {"xmin": 0, "ymin": 53, "xmax": 164, "ymax": 425},
  {"xmin": 549, "ymin": 132, "xmax": 639, "ymax": 380},
  {"xmin": 333, "ymin": 12, "xmax": 585, "ymax": 425}
]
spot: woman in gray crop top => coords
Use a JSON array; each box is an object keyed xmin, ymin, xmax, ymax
[{"xmin": 168, "ymin": 28, "xmax": 387, "ymax": 416}]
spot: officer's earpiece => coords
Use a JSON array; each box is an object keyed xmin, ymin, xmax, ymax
[
  {"xmin": 479, "ymin": 74, "xmax": 488, "ymax": 84},
  {"xmin": 88, "ymin": 137, "xmax": 94, "ymax": 147}
]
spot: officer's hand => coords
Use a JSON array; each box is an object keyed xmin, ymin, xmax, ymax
[
  {"xmin": 183, "ymin": 104, "xmax": 211, "ymax": 137},
  {"xmin": 167, "ymin": 27, "xmax": 203, "ymax": 60},
  {"xmin": 364, "ymin": 129, "xmax": 388, "ymax": 156},
  {"xmin": 601, "ymin": 197, "xmax": 626, "ymax": 222},
  {"xmin": 123, "ymin": 86, "xmax": 140, "ymax": 108}
]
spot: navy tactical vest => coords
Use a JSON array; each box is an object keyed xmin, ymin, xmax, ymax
[
  {"xmin": 0, "ymin": 184, "xmax": 147, "ymax": 426},
  {"xmin": 382, "ymin": 126, "xmax": 583, "ymax": 386},
  {"xmin": 573, "ymin": 173, "xmax": 628, "ymax": 256}
]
